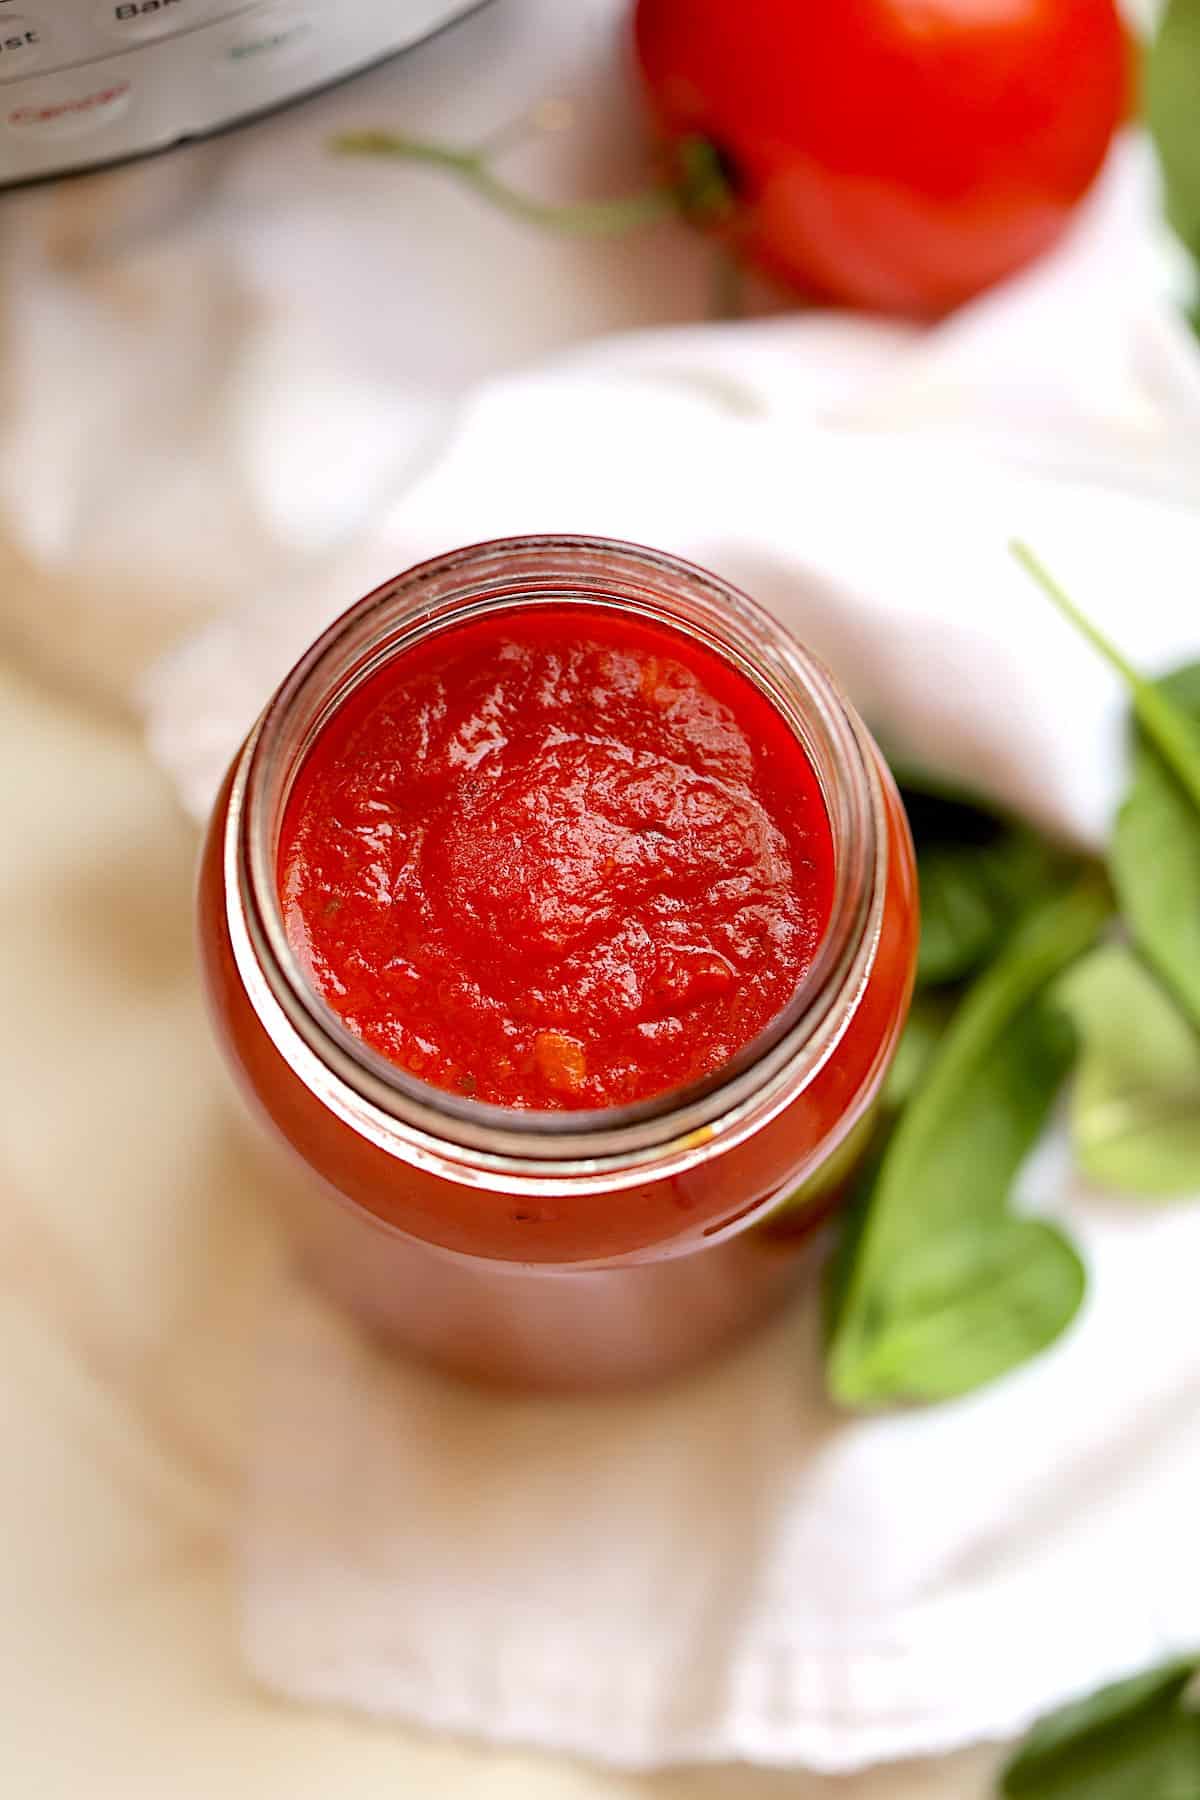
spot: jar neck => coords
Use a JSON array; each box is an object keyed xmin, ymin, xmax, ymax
[{"xmin": 226, "ymin": 535, "xmax": 888, "ymax": 1181}]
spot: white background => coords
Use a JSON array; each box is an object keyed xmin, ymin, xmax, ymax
[{"xmin": 0, "ymin": 0, "xmax": 1173, "ymax": 1792}]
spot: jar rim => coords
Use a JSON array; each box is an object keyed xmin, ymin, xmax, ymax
[{"xmin": 227, "ymin": 535, "xmax": 888, "ymax": 1180}]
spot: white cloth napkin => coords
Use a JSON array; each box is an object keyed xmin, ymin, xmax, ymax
[
  {"xmin": 0, "ymin": 0, "xmax": 720, "ymax": 705},
  {"xmin": 138, "ymin": 137, "xmax": 1200, "ymax": 1773}
]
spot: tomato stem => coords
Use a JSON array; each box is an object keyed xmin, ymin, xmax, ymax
[
  {"xmin": 709, "ymin": 246, "xmax": 746, "ymax": 321},
  {"xmin": 333, "ymin": 130, "xmax": 680, "ymax": 236},
  {"xmin": 674, "ymin": 135, "xmax": 738, "ymax": 222}
]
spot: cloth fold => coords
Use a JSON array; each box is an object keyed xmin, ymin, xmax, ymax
[{"xmin": 142, "ymin": 141, "xmax": 1200, "ymax": 1774}]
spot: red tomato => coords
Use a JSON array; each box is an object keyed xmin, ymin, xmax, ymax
[{"xmin": 633, "ymin": 0, "xmax": 1130, "ymax": 316}]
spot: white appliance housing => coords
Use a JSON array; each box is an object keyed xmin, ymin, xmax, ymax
[{"xmin": 0, "ymin": 0, "xmax": 487, "ymax": 185}]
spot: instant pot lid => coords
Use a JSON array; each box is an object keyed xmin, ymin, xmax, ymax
[{"xmin": 0, "ymin": 0, "xmax": 492, "ymax": 188}]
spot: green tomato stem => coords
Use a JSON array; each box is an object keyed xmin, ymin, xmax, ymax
[
  {"xmin": 709, "ymin": 245, "xmax": 746, "ymax": 321},
  {"xmin": 332, "ymin": 130, "xmax": 680, "ymax": 236}
]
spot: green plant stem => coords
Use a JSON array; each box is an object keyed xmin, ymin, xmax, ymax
[
  {"xmin": 1011, "ymin": 540, "xmax": 1200, "ymax": 816},
  {"xmin": 709, "ymin": 246, "xmax": 746, "ymax": 321},
  {"xmin": 333, "ymin": 130, "xmax": 680, "ymax": 236},
  {"xmin": 826, "ymin": 866, "xmax": 1111, "ymax": 1398},
  {"xmin": 867, "ymin": 869, "xmax": 1112, "ymax": 1205}
]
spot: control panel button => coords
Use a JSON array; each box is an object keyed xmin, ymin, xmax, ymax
[
  {"xmin": 216, "ymin": 4, "xmax": 313, "ymax": 74},
  {"xmin": 7, "ymin": 77, "xmax": 131, "ymax": 138},
  {"xmin": 0, "ymin": 16, "xmax": 44, "ymax": 80},
  {"xmin": 95, "ymin": 0, "xmax": 237, "ymax": 44}
]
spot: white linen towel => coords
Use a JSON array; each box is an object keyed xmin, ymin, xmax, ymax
[{"xmin": 142, "ymin": 134, "xmax": 1200, "ymax": 1771}]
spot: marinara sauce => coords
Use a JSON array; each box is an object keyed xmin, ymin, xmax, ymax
[
  {"xmin": 278, "ymin": 606, "xmax": 836, "ymax": 1113},
  {"xmin": 199, "ymin": 538, "xmax": 916, "ymax": 1389}
]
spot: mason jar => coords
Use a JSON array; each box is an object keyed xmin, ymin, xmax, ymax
[{"xmin": 198, "ymin": 536, "xmax": 917, "ymax": 1389}]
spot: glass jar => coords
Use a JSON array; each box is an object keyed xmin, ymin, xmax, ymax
[{"xmin": 199, "ymin": 537, "xmax": 917, "ymax": 1389}]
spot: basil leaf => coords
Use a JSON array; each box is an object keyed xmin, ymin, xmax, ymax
[
  {"xmin": 917, "ymin": 834, "xmax": 1069, "ymax": 986},
  {"xmin": 1057, "ymin": 944, "xmax": 1200, "ymax": 1196},
  {"xmin": 1001, "ymin": 1655, "xmax": 1200, "ymax": 1798},
  {"xmin": 823, "ymin": 992, "xmax": 962, "ymax": 1343},
  {"xmin": 1112, "ymin": 662, "xmax": 1200, "ymax": 1033},
  {"xmin": 827, "ymin": 873, "xmax": 1110, "ymax": 1407},
  {"xmin": 844, "ymin": 1215, "xmax": 1085, "ymax": 1405},
  {"xmin": 1147, "ymin": 0, "xmax": 1200, "ymax": 296},
  {"xmin": 896, "ymin": 775, "xmax": 1075, "ymax": 988},
  {"xmin": 883, "ymin": 989, "xmax": 961, "ymax": 1112}
]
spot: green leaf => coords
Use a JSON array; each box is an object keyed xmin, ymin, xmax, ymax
[
  {"xmin": 882, "ymin": 989, "xmax": 961, "ymax": 1113},
  {"xmin": 823, "ymin": 991, "xmax": 963, "ymax": 1344},
  {"xmin": 917, "ymin": 835, "xmax": 1068, "ymax": 986},
  {"xmin": 1112, "ymin": 662, "xmax": 1200, "ymax": 1034},
  {"xmin": 839, "ymin": 1215, "xmax": 1085, "ymax": 1405},
  {"xmin": 826, "ymin": 873, "xmax": 1111, "ymax": 1406},
  {"xmin": 898, "ymin": 776, "xmax": 1075, "ymax": 988},
  {"xmin": 1147, "ymin": 0, "xmax": 1200, "ymax": 278},
  {"xmin": 1001, "ymin": 1655, "xmax": 1200, "ymax": 1799},
  {"xmin": 1057, "ymin": 944, "xmax": 1200, "ymax": 1196}
]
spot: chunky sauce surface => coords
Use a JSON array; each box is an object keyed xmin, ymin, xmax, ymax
[{"xmin": 278, "ymin": 606, "xmax": 835, "ymax": 1110}]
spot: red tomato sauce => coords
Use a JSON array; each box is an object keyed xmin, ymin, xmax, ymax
[{"xmin": 277, "ymin": 606, "xmax": 835, "ymax": 1111}]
